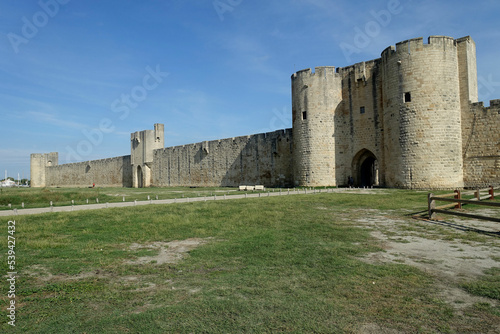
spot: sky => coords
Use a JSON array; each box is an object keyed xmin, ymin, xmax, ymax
[{"xmin": 1, "ymin": 0, "xmax": 499, "ymax": 180}]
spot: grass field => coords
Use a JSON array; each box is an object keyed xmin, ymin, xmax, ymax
[{"xmin": 0, "ymin": 188, "xmax": 499, "ymax": 333}]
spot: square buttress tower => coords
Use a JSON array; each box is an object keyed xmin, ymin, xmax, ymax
[{"xmin": 131, "ymin": 123, "xmax": 164, "ymax": 187}]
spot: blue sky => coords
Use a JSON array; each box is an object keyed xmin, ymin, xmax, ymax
[{"xmin": 1, "ymin": 0, "xmax": 499, "ymax": 179}]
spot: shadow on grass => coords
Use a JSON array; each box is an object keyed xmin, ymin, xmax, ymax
[{"xmin": 411, "ymin": 215, "xmax": 500, "ymax": 238}]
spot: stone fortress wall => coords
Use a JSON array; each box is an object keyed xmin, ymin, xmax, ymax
[
  {"xmin": 30, "ymin": 154, "xmax": 132, "ymax": 188},
  {"xmin": 462, "ymin": 100, "xmax": 500, "ymax": 187},
  {"xmin": 152, "ymin": 129, "xmax": 293, "ymax": 187},
  {"xmin": 30, "ymin": 35, "xmax": 499, "ymax": 189}
]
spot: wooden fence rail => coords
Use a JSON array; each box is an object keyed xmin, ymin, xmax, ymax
[{"xmin": 428, "ymin": 186, "xmax": 500, "ymax": 223}]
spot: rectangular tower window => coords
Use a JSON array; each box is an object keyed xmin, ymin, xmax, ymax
[
  {"xmin": 302, "ymin": 111, "xmax": 307, "ymax": 120},
  {"xmin": 360, "ymin": 106, "xmax": 365, "ymax": 114},
  {"xmin": 404, "ymin": 92, "xmax": 412, "ymax": 102}
]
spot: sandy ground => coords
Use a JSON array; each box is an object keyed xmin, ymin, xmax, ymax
[{"xmin": 357, "ymin": 209, "xmax": 499, "ymax": 312}]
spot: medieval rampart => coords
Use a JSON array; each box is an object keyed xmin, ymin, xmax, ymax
[
  {"xmin": 30, "ymin": 35, "xmax": 499, "ymax": 190},
  {"xmin": 462, "ymin": 100, "xmax": 500, "ymax": 187},
  {"xmin": 152, "ymin": 129, "xmax": 293, "ymax": 187},
  {"xmin": 45, "ymin": 155, "xmax": 132, "ymax": 188}
]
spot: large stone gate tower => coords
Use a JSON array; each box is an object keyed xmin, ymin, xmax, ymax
[{"xmin": 290, "ymin": 35, "xmax": 483, "ymax": 189}]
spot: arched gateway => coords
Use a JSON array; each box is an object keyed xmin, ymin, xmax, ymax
[{"xmin": 352, "ymin": 149, "xmax": 379, "ymax": 187}]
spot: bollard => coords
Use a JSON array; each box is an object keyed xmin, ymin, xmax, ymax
[
  {"xmin": 22, "ymin": 202, "xmax": 24, "ymax": 208},
  {"xmin": 8, "ymin": 203, "xmax": 12, "ymax": 208},
  {"xmin": 156, "ymin": 195, "xmax": 158, "ymax": 200},
  {"xmin": 148, "ymin": 195, "xmax": 150, "ymax": 200},
  {"xmin": 72, "ymin": 200, "xmax": 74, "ymax": 205},
  {"xmin": 50, "ymin": 201, "xmax": 52, "ymax": 206},
  {"xmin": 86, "ymin": 199, "xmax": 89, "ymax": 204},
  {"xmin": 134, "ymin": 200, "xmax": 137, "ymax": 206},
  {"xmin": 96, "ymin": 198, "xmax": 99, "ymax": 203},
  {"xmin": 123, "ymin": 196, "xmax": 125, "ymax": 202}
]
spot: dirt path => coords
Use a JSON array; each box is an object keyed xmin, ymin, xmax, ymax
[{"xmin": 357, "ymin": 210, "xmax": 500, "ymax": 311}]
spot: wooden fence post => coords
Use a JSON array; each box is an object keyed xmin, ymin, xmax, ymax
[
  {"xmin": 489, "ymin": 185, "xmax": 494, "ymax": 200},
  {"xmin": 454, "ymin": 189, "xmax": 462, "ymax": 209},
  {"xmin": 475, "ymin": 189, "xmax": 480, "ymax": 201},
  {"xmin": 428, "ymin": 193, "xmax": 436, "ymax": 220}
]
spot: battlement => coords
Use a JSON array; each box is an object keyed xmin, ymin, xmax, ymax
[
  {"xmin": 292, "ymin": 66, "xmax": 338, "ymax": 79},
  {"xmin": 471, "ymin": 99, "xmax": 500, "ymax": 111},
  {"xmin": 456, "ymin": 35, "xmax": 475, "ymax": 45},
  {"xmin": 381, "ymin": 35, "xmax": 460, "ymax": 59}
]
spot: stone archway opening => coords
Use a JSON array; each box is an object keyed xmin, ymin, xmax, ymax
[
  {"xmin": 137, "ymin": 165, "xmax": 143, "ymax": 188},
  {"xmin": 352, "ymin": 149, "xmax": 379, "ymax": 187}
]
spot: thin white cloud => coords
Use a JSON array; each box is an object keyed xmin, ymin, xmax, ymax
[{"xmin": 27, "ymin": 111, "xmax": 88, "ymax": 130}]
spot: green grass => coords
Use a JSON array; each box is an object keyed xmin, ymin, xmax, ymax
[
  {"xmin": 0, "ymin": 189, "xmax": 498, "ymax": 333},
  {"xmin": 461, "ymin": 268, "xmax": 500, "ymax": 300}
]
